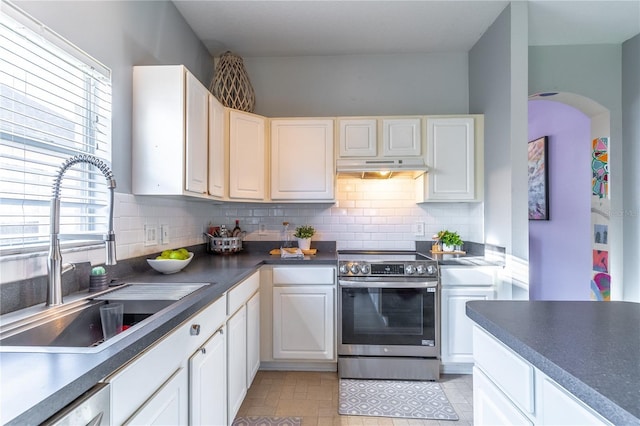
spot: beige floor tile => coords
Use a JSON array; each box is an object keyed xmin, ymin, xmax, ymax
[{"xmin": 235, "ymin": 371, "xmax": 473, "ymax": 424}]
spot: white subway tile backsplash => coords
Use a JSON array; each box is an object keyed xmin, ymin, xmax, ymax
[{"xmin": 2, "ymin": 178, "xmax": 483, "ymax": 283}]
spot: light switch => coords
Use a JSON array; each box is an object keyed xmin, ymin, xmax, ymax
[
  {"xmin": 160, "ymin": 224, "xmax": 170, "ymax": 245},
  {"xmin": 415, "ymin": 222, "xmax": 425, "ymax": 237}
]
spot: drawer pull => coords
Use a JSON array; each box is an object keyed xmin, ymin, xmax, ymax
[
  {"xmin": 200, "ymin": 347, "xmax": 206, "ymax": 354},
  {"xmin": 190, "ymin": 324, "xmax": 201, "ymax": 336}
]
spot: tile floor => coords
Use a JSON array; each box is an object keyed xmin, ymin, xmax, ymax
[{"xmin": 236, "ymin": 371, "xmax": 474, "ymax": 426}]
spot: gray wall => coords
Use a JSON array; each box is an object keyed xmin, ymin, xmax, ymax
[
  {"xmin": 469, "ymin": 3, "xmax": 529, "ymax": 285},
  {"xmin": 243, "ymin": 53, "xmax": 469, "ymax": 117},
  {"xmin": 622, "ymin": 34, "xmax": 640, "ymax": 302},
  {"xmin": 15, "ymin": 0, "xmax": 214, "ymax": 194}
]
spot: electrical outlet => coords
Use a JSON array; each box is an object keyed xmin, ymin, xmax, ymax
[
  {"xmin": 415, "ymin": 222, "xmax": 425, "ymax": 237},
  {"xmin": 160, "ymin": 224, "xmax": 170, "ymax": 245},
  {"xmin": 144, "ymin": 224, "xmax": 157, "ymax": 246},
  {"xmin": 259, "ymin": 223, "xmax": 267, "ymax": 235}
]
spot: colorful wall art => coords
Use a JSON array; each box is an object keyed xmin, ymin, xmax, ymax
[
  {"xmin": 528, "ymin": 136, "xmax": 549, "ymax": 220},
  {"xmin": 590, "ymin": 137, "xmax": 611, "ymax": 301},
  {"xmin": 592, "ymin": 137, "xmax": 609, "ymax": 198}
]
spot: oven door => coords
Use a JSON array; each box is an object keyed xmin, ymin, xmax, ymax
[{"xmin": 338, "ymin": 278, "xmax": 439, "ymax": 357}]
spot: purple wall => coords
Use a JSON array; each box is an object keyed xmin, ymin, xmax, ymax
[{"xmin": 528, "ymin": 100, "xmax": 592, "ymax": 300}]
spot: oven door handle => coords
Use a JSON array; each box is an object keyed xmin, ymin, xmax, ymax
[{"xmin": 338, "ymin": 279, "xmax": 438, "ymax": 289}]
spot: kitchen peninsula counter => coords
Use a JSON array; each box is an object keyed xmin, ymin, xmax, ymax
[
  {"xmin": 0, "ymin": 247, "xmax": 336, "ymax": 425},
  {"xmin": 466, "ymin": 300, "xmax": 640, "ymax": 425}
]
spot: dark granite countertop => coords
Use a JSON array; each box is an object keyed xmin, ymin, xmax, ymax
[
  {"xmin": 466, "ymin": 300, "xmax": 640, "ymax": 425},
  {"xmin": 0, "ymin": 246, "xmax": 337, "ymax": 425}
]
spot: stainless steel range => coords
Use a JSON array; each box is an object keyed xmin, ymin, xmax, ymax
[{"xmin": 337, "ymin": 251, "xmax": 440, "ymax": 381}]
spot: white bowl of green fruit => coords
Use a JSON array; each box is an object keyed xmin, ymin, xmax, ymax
[{"xmin": 147, "ymin": 248, "xmax": 194, "ymax": 274}]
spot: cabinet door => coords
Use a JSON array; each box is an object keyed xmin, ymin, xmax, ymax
[
  {"xmin": 184, "ymin": 72, "xmax": 208, "ymax": 194},
  {"xmin": 273, "ymin": 285, "xmax": 334, "ymax": 360},
  {"xmin": 473, "ymin": 366, "xmax": 533, "ymax": 426},
  {"xmin": 208, "ymin": 94, "xmax": 226, "ymax": 198},
  {"xmin": 246, "ymin": 292, "xmax": 261, "ymax": 388},
  {"xmin": 382, "ymin": 118, "xmax": 421, "ymax": 156},
  {"xmin": 338, "ymin": 118, "xmax": 377, "ymax": 157},
  {"xmin": 537, "ymin": 372, "xmax": 611, "ymax": 425},
  {"xmin": 425, "ymin": 117, "xmax": 475, "ymax": 200},
  {"xmin": 227, "ymin": 305, "xmax": 247, "ymax": 423},
  {"xmin": 229, "ymin": 110, "xmax": 266, "ymax": 200},
  {"xmin": 270, "ymin": 119, "xmax": 334, "ymax": 200},
  {"xmin": 441, "ymin": 287, "xmax": 495, "ymax": 366},
  {"xmin": 189, "ymin": 328, "xmax": 226, "ymax": 426},
  {"xmin": 124, "ymin": 367, "xmax": 188, "ymax": 426}
]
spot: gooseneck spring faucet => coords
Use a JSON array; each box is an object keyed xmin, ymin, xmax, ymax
[{"xmin": 47, "ymin": 154, "xmax": 117, "ymax": 306}]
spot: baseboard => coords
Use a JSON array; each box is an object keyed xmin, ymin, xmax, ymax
[
  {"xmin": 259, "ymin": 361, "xmax": 337, "ymax": 372},
  {"xmin": 441, "ymin": 362, "xmax": 473, "ymax": 375}
]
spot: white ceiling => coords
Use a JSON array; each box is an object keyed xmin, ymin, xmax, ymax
[{"xmin": 173, "ymin": 0, "xmax": 640, "ymax": 58}]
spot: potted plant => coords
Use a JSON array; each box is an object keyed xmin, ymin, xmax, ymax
[
  {"xmin": 294, "ymin": 225, "xmax": 315, "ymax": 250},
  {"xmin": 437, "ymin": 230, "xmax": 463, "ymax": 252}
]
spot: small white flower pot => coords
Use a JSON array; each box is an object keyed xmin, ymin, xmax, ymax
[
  {"xmin": 442, "ymin": 243, "xmax": 455, "ymax": 252},
  {"xmin": 297, "ymin": 238, "xmax": 311, "ymax": 251}
]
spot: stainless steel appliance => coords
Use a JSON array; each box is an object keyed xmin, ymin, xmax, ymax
[
  {"xmin": 338, "ymin": 251, "xmax": 440, "ymax": 381},
  {"xmin": 42, "ymin": 383, "xmax": 110, "ymax": 425}
]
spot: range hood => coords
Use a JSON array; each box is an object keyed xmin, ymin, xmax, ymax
[{"xmin": 336, "ymin": 158, "xmax": 428, "ymax": 179}]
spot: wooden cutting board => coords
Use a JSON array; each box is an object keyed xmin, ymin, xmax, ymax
[
  {"xmin": 430, "ymin": 250, "xmax": 466, "ymax": 255},
  {"xmin": 270, "ymin": 248, "xmax": 317, "ymax": 255}
]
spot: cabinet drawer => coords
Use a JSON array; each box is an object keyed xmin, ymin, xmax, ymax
[
  {"xmin": 441, "ymin": 267, "xmax": 496, "ymax": 286},
  {"xmin": 185, "ymin": 295, "xmax": 227, "ymax": 354},
  {"xmin": 272, "ymin": 267, "xmax": 335, "ymax": 285},
  {"xmin": 228, "ymin": 271, "xmax": 259, "ymax": 315},
  {"xmin": 473, "ymin": 366, "xmax": 533, "ymax": 426},
  {"xmin": 473, "ymin": 325, "xmax": 534, "ymax": 415}
]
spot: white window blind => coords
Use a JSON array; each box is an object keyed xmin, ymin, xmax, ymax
[{"xmin": 0, "ymin": 1, "xmax": 112, "ymax": 254}]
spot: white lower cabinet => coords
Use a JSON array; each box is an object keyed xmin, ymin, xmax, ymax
[
  {"xmin": 226, "ymin": 271, "xmax": 260, "ymax": 424},
  {"xmin": 227, "ymin": 305, "xmax": 247, "ymax": 422},
  {"xmin": 440, "ymin": 266, "xmax": 496, "ymax": 373},
  {"xmin": 246, "ymin": 292, "xmax": 261, "ymax": 386},
  {"xmin": 273, "ymin": 285, "xmax": 334, "ymax": 360},
  {"xmin": 472, "ymin": 325, "xmax": 612, "ymax": 426},
  {"xmin": 189, "ymin": 327, "xmax": 226, "ymax": 426},
  {"xmin": 125, "ymin": 367, "xmax": 189, "ymax": 426},
  {"xmin": 260, "ymin": 266, "xmax": 336, "ymax": 369}
]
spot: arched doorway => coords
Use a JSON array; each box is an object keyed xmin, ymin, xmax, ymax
[{"xmin": 528, "ymin": 92, "xmax": 612, "ymax": 301}]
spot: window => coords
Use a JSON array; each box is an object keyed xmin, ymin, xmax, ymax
[{"xmin": 0, "ymin": 1, "xmax": 112, "ymax": 254}]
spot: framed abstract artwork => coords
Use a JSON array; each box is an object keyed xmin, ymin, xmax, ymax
[{"xmin": 528, "ymin": 136, "xmax": 549, "ymax": 220}]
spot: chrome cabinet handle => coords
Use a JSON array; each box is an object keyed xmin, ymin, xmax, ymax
[
  {"xmin": 200, "ymin": 347, "xmax": 206, "ymax": 354},
  {"xmin": 190, "ymin": 324, "xmax": 201, "ymax": 336}
]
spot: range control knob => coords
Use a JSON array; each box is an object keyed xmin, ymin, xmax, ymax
[
  {"xmin": 426, "ymin": 265, "xmax": 437, "ymax": 275},
  {"xmin": 405, "ymin": 264, "xmax": 415, "ymax": 275},
  {"xmin": 416, "ymin": 264, "xmax": 426, "ymax": 275},
  {"xmin": 349, "ymin": 264, "xmax": 360, "ymax": 274},
  {"xmin": 360, "ymin": 264, "xmax": 370, "ymax": 274},
  {"xmin": 339, "ymin": 264, "xmax": 349, "ymax": 275}
]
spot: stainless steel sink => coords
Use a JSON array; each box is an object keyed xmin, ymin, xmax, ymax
[{"xmin": 0, "ymin": 282, "xmax": 210, "ymax": 353}]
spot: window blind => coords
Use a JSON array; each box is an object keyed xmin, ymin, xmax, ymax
[{"xmin": 0, "ymin": 1, "xmax": 112, "ymax": 254}]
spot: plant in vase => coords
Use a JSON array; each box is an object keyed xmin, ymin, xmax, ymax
[
  {"xmin": 437, "ymin": 230, "xmax": 463, "ymax": 252},
  {"xmin": 294, "ymin": 225, "xmax": 315, "ymax": 251}
]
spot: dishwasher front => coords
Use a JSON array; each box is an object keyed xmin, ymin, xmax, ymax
[{"xmin": 42, "ymin": 383, "xmax": 110, "ymax": 426}]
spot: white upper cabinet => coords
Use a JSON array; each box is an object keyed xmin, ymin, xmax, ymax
[
  {"xmin": 382, "ymin": 118, "xmax": 422, "ymax": 156},
  {"xmin": 132, "ymin": 65, "xmax": 210, "ymax": 199},
  {"xmin": 418, "ymin": 116, "xmax": 483, "ymax": 202},
  {"xmin": 270, "ymin": 118, "xmax": 334, "ymax": 201},
  {"xmin": 337, "ymin": 117, "xmax": 423, "ymax": 159},
  {"xmin": 184, "ymin": 72, "xmax": 209, "ymax": 194},
  {"xmin": 228, "ymin": 109, "xmax": 266, "ymax": 200},
  {"xmin": 208, "ymin": 94, "xmax": 226, "ymax": 198},
  {"xmin": 338, "ymin": 118, "xmax": 377, "ymax": 157}
]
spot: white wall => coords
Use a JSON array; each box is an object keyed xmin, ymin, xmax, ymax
[{"xmin": 622, "ymin": 33, "xmax": 640, "ymax": 302}]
